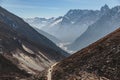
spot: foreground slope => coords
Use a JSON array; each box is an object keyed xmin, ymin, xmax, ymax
[
  {"xmin": 0, "ymin": 19, "xmax": 68, "ymax": 79},
  {"xmin": 0, "ymin": 54, "xmax": 30, "ymax": 80},
  {"xmin": 52, "ymin": 28, "xmax": 120, "ymax": 80},
  {"xmin": 0, "ymin": 6, "xmax": 69, "ymax": 79},
  {"xmin": 0, "ymin": 6, "xmax": 68, "ymax": 58}
]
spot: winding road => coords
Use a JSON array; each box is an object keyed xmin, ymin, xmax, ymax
[{"xmin": 47, "ymin": 63, "xmax": 58, "ymax": 80}]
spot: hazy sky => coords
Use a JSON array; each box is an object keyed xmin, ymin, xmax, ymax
[{"xmin": 0, "ymin": 0, "xmax": 120, "ymax": 18}]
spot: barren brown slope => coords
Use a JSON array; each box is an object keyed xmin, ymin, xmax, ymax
[
  {"xmin": 0, "ymin": 20, "xmax": 66, "ymax": 79},
  {"xmin": 0, "ymin": 6, "xmax": 69, "ymax": 78},
  {"xmin": 0, "ymin": 6, "xmax": 69, "ymax": 60},
  {"xmin": 52, "ymin": 28, "xmax": 120, "ymax": 80},
  {"xmin": 0, "ymin": 54, "xmax": 30, "ymax": 80}
]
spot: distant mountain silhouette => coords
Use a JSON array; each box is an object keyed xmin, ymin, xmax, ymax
[{"xmin": 68, "ymin": 5, "xmax": 120, "ymax": 52}]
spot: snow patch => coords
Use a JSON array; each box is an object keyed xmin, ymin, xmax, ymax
[
  {"xmin": 50, "ymin": 18, "xmax": 63, "ymax": 27},
  {"xmin": 64, "ymin": 16, "xmax": 70, "ymax": 20},
  {"xmin": 71, "ymin": 21, "xmax": 75, "ymax": 24}
]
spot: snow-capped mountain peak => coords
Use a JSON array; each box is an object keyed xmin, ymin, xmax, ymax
[
  {"xmin": 24, "ymin": 17, "xmax": 55, "ymax": 29},
  {"xmin": 49, "ymin": 17, "xmax": 63, "ymax": 27},
  {"xmin": 101, "ymin": 4, "xmax": 109, "ymax": 11}
]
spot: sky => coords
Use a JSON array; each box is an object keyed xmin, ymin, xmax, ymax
[{"xmin": 0, "ymin": 0, "xmax": 120, "ymax": 18}]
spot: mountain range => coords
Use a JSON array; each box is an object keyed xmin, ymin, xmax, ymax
[
  {"xmin": 0, "ymin": 4, "xmax": 120, "ymax": 80},
  {"xmin": 25, "ymin": 5, "xmax": 109, "ymax": 43},
  {"xmin": 68, "ymin": 5, "xmax": 120, "ymax": 51},
  {"xmin": 24, "ymin": 17, "xmax": 55, "ymax": 29},
  {"xmin": 25, "ymin": 5, "xmax": 120, "ymax": 53}
]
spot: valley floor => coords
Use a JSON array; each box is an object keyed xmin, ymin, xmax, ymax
[{"xmin": 47, "ymin": 63, "xmax": 58, "ymax": 80}]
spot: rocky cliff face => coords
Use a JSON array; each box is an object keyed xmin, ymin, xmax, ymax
[{"xmin": 52, "ymin": 28, "xmax": 120, "ymax": 80}]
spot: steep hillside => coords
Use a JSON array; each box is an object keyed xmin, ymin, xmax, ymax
[
  {"xmin": 52, "ymin": 28, "xmax": 120, "ymax": 80},
  {"xmin": 0, "ymin": 21, "xmax": 56, "ymax": 77},
  {"xmin": 69, "ymin": 6, "xmax": 120, "ymax": 51},
  {"xmin": 0, "ymin": 54, "xmax": 31, "ymax": 79},
  {"xmin": 0, "ymin": 6, "xmax": 69, "ymax": 58},
  {"xmin": 0, "ymin": 6, "xmax": 69, "ymax": 79}
]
